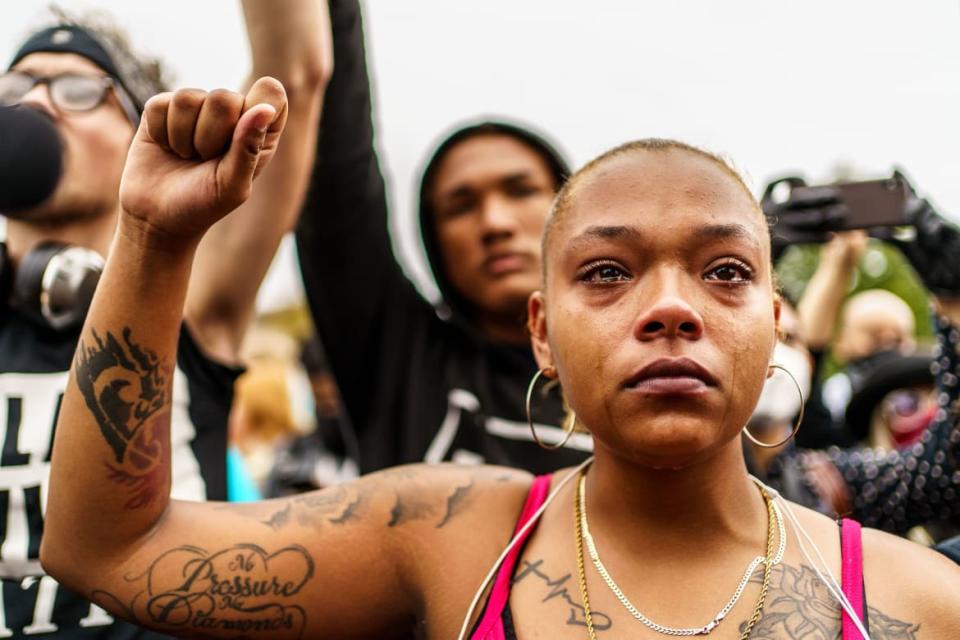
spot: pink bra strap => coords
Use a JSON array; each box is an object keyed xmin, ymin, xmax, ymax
[
  {"xmin": 470, "ymin": 474, "xmax": 554, "ymax": 640},
  {"xmin": 840, "ymin": 518, "xmax": 866, "ymax": 640}
]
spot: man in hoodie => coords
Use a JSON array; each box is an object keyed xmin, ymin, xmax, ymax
[{"xmin": 297, "ymin": 0, "xmax": 591, "ymax": 475}]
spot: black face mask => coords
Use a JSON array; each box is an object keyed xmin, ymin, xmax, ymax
[
  {"xmin": 845, "ymin": 349, "xmax": 901, "ymax": 390},
  {"xmin": 0, "ymin": 105, "xmax": 63, "ymax": 217}
]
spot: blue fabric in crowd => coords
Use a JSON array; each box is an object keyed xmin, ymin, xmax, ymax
[
  {"xmin": 934, "ymin": 535, "xmax": 960, "ymax": 565},
  {"xmin": 227, "ymin": 445, "xmax": 262, "ymax": 502}
]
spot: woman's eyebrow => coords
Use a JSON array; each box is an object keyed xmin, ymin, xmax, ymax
[
  {"xmin": 693, "ymin": 223, "xmax": 760, "ymax": 251},
  {"xmin": 566, "ymin": 223, "xmax": 759, "ymax": 251},
  {"xmin": 567, "ymin": 225, "xmax": 644, "ymax": 251}
]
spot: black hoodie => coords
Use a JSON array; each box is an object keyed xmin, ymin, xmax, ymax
[{"xmin": 295, "ymin": 0, "xmax": 591, "ymax": 474}]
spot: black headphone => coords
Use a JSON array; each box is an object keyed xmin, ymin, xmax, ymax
[{"xmin": 0, "ymin": 241, "xmax": 103, "ymax": 331}]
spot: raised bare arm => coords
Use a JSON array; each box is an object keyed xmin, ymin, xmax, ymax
[
  {"xmin": 795, "ymin": 231, "xmax": 867, "ymax": 350},
  {"xmin": 184, "ymin": 0, "xmax": 333, "ymax": 362},
  {"xmin": 37, "ymin": 82, "xmax": 526, "ymax": 639}
]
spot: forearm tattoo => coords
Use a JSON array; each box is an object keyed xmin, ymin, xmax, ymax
[
  {"xmin": 93, "ymin": 543, "xmax": 314, "ymax": 638},
  {"xmin": 74, "ymin": 327, "xmax": 172, "ymax": 509},
  {"xmin": 741, "ymin": 564, "xmax": 919, "ymax": 639}
]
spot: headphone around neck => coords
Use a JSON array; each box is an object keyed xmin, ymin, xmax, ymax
[{"xmin": 0, "ymin": 240, "xmax": 104, "ymax": 331}]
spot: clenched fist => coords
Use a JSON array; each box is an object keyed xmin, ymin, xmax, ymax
[{"xmin": 119, "ymin": 77, "xmax": 288, "ymax": 243}]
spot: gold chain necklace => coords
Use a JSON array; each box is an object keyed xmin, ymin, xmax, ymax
[
  {"xmin": 574, "ymin": 468, "xmax": 777, "ymax": 639},
  {"xmin": 580, "ymin": 474, "xmax": 782, "ymax": 636}
]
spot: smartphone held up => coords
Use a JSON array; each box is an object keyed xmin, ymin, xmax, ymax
[{"xmin": 762, "ymin": 172, "xmax": 912, "ymax": 251}]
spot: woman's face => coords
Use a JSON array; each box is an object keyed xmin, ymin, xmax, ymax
[{"xmin": 529, "ymin": 149, "xmax": 779, "ymax": 469}]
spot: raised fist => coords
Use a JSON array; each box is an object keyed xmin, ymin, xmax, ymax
[{"xmin": 119, "ymin": 77, "xmax": 288, "ymax": 243}]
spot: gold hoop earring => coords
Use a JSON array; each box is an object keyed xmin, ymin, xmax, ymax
[
  {"xmin": 742, "ymin": 363, "xmax": 806, "ymax": 449},
  {"xmin": 526, "ymin": 368, "xmax": 576, "ymax": 450}
]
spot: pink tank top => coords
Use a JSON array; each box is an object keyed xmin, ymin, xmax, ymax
[
  {"xmin": 840, "ymin": 518, "xmax": 868, "ymax": 639},
  {"xmin": 469, "ymin": 474, "xmax": 552, "ymax": 640},
  {"xmin": 469, "ymin": 477, "xmax": 868, "ymax": 640}
]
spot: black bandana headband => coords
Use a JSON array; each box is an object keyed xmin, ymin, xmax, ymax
[{"xmin": 9, "ymin": 24, "xmax": 160, "ymax": 115}]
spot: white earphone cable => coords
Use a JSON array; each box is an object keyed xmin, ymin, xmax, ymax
[
  {"xmin": 456, "ymin": 457, "xmax": 594, "ymax": 640},
  {"xmin": 755, "ymin": 481, "xmax": 873, "ymax": 640},
  {"xmin": 461, "ymin": 468, "xmax": 872, "ymax": 640}
]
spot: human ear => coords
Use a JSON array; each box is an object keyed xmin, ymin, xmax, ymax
[
  {"xmin": 527, "ymin": 291, "xmax": 556, "ymax": 376},
  {"xmin": 768, "ymin": 294, "xmax": 783, "ymax": 379},
  {"xmin": 773, "ymin": 294, "xmax": 782, "ymax": 338}
]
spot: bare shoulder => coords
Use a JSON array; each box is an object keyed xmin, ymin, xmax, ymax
[
  {"xmin": 201, "ymin": 462, "xmax": 533, "ymax": 543},
  {"xmin": 358, "ymin": 463, "xmax": 538, "ymax": 626},
  {"xmin": 861, "ymin": 527, "xmax": 960, "ymax": 630},
  {"xmin": 356, "ymin": 462, "xmax": 534, "ymax": 533},
  {"xmin": 776, "ymin": 503, "xmax": 960, "ymax": 635}
]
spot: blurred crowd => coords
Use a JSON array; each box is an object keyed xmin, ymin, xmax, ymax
[{"xmin": 0, "ymin": 0, "xmax": 958, "ymax": 637}]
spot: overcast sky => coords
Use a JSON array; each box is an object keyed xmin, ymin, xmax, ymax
[{"xmin": 4, "ymin": 1, "xmax": 959, "ymax": 303}]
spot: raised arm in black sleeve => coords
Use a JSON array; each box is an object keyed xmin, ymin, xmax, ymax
[
  {"xmin": 295, "ymin": 1, "xmax": 591, "ymax": 475},
  {"xmin": 295, "ymin": 0, "xmax": 439, "ymax": 439}
]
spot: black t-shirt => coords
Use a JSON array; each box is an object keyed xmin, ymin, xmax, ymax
[
  {"xmin": 0, "ymin": 307, "xmax": 239, "ymax": 638},
  {"xmin": 295, "ymin": 0, "xmax": 591, "ymax": 476}
]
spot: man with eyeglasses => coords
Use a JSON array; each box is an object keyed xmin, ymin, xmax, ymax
[
  {"xmin": 0, "ymin": 4, "xmax": 331, "ymax": 638},
  {"xmin": 0, "ymin": 71, "xmax": 141, "ymax": 126}
]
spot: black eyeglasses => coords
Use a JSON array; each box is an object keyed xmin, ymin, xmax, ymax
[{"xmin": 0, "ymin": 71, "xmax": 139, "ymax": 125}]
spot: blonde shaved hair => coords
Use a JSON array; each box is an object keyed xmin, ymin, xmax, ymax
[{"xmin": 541, "ymin": 138, "xmax": 763, "ymax": 265}]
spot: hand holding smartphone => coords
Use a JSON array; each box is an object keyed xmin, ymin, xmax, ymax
[
  {"xmin": 763, "ymin": 170, "xmax": 960, "ymax": 297},
  {"xmin": 763, "ymin": 173, "xmax": 910, "ymax": 236}
]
